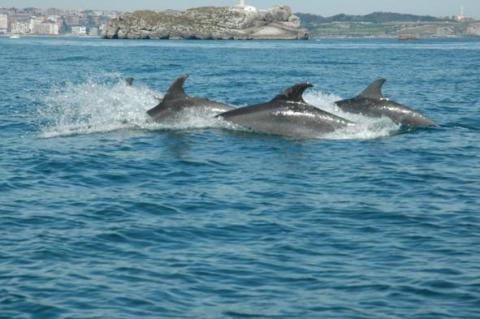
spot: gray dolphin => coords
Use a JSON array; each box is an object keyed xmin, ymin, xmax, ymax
[
  {"xmin": 217, "ymin": 83, "xmax": 353, "ymax": 138},
  {"xmin": 125, "ymin": 77, "xmax": 134, "ymax": 86},
  {"xmin": 335, "ymin": 79, "xmax": 436, "ymax": 128},
  {"xmin": 147, "ymin": 75, "xmax": 234, "ymax": 122}
]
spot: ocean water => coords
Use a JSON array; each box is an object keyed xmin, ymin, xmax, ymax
[{"xmin": 1, "ymin": 37, "xmax": 479, "ymax": 319}]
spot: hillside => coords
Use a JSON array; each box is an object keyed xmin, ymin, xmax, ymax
[
  {"xmin": 297, "ymin": 12, "xmax": 443, "ymax": 25},
  {"xmin": 296, "ymin": 12, "xmax": 480, "ymax": 38}
]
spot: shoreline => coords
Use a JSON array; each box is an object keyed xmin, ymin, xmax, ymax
[{"xmin": 2, "ymin": 34, "xmax": 480, "ymax": 40}]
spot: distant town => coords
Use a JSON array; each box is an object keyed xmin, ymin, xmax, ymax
[{"xmin": 0, "ymin": 7, "xmax": 122, "ymax": 36}]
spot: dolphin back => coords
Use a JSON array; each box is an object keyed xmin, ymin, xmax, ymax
[
  {"xmin": 147, "ymin": 75, "xmax": 190, "ymax": 118},
  {"xmin": 147, "ymin": 75, "xmax": 233, "ymax": 121},
  {"xmin": 336, "ymin": 79, "xmax": 436, "ymax": 128}
]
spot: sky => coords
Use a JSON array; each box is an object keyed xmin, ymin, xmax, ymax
[{"xmin": 0, "ymin": 0, "xmax": 478, "ymax": 18}]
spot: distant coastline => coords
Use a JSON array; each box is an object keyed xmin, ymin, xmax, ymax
[
  {"xmin": 3, "ymin": 32, "xmax": 480, "ymax": 41},
  {"xmin": 3, "ymin": 34, "xmax": 480, "ymax": 41},
  {"xmin": 297, "ymin": 12, "xmax": 480, "ymax": 38},
  {"xmin": 1, "ymin": 6, "xmax": 479, "ymax": 40}
]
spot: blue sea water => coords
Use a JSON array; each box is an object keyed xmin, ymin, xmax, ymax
[{"xmin": 0, "ymin": 36, "xmax": 479, "ymax": 319}]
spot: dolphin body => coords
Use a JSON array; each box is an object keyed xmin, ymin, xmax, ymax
[
  {"xmin": 125, "ymin": 77, "xmax": 134, "ymax": 86},
  {"xmin": 335, "ymin": 79, "xmax": 436, "ymax": 128},
  {"xmin": 147, "ymin": 75, "xmax": 234, "ymax": 122},
  {"xmin": 217, "ymin": 83, "xmax": 354, "ymax": 138}
]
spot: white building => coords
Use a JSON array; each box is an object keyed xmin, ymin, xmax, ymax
[
  {"xmin": 235, "ymin": 0, "xmax": 258, "ymax": 13},
  {"xmin": 29, "ymin": 16, "xmax": 44, "ymax": 32},
  {"xmin": 47, "ymin": 15, "xmax": 62, "ymax": 23},
  {"xmin": 30, "ymin": 17, "xmax": 60, "ymax": 35},
  {"xmin": 0, "ymin": 14, "xmax": 8, "ymax": 33},
  {"xmin": 50, "ymin": 22, "xmax": 60, "ymax": 35},
  {"xmin": 10, "ymin": 21, "xmax": 31, "ymax": 34},
  {"xmin": 455, "ymin": 6, "xmax": 466, "ymax": 21},
  {"xmin": 71, "ymin": 26, "xmax": 87, "ymax": 35},
  {"xmin": 32, "ymin": 22, "xmax": 60, "ymax": 35}
]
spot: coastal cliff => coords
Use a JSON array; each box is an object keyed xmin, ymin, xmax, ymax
[{"xmin": 103, "ymin": 6, "xmax": 309, "ymax": 40}]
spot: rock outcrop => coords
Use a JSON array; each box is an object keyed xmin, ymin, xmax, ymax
[
  {"xmin": 103, "ymin": 6, "xmax": 309, "ymax": 40},
  {"xmin": 466, "ymin": 22, "xmax": 480, "ymax": 36}
]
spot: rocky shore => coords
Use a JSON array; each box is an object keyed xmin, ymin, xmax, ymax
[{"xmin": 103, "ymin": 5, "xmax": 309, "ymax": 40}]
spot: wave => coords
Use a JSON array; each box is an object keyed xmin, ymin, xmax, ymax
[
  {"xmin": 53, "ymin": 56, "xmax": 95, "ymax": 62},
  {"xmin": 38, "ymin": 76, "xmax": 232, "ymax": 138},
  {"xmin": 38, "ymin": 77, "xmax": 399, "ymax": 140},
  {"xmin": 39, "ymin": 77, "xmax": 157, "ymax": 138}
]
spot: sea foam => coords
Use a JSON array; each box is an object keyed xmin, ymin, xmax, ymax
[
  {"xmin": 39, "ymin": 77, "xmax": 399, "ymax": 140},
  {"xmin": 304, "ymin": 91, "xmax": 400, "ymax": 140},
  {"xmin": 38, "ymin": 77, "xmax": 228, "ymax": 138}
]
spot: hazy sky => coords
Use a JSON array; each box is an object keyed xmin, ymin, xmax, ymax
[{"xmin": 0, "ymin": 0, "xmax": 478, "ymax": 18}]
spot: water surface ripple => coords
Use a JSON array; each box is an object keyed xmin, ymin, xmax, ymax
[{"xmin": 0, "ymin": 37, "xmax": 479, "ymax": 319}]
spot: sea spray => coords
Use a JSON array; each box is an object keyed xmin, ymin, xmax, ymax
[
  {"xmin": 38, "ymin": 77, "xmax": 230, "ymax": 138},
  {"xmin": 304, "ymin": 91, "xmax": 400, "ymax": 140},
  {"xmin": 38, "ymin": 77, "xmax": 157, "ymax": 138},
  {"xmin": 38, "ymin": 78, "xmax": 399, "ymax": 140}
]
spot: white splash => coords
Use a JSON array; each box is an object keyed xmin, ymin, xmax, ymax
[
  {"xmin": 38, "ymin": 77, "xmax": 228, "ymax": 138},
  {"xmin": 303, "ymin": 91, "xmax": 400, "ymax": 140},
  {"xmin": 38, "ymin": 78, "xmax": 400, "ymax": 140}
]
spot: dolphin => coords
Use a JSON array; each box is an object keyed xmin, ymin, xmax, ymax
[
  {"xmin": 217, "ymin": 83, "xmax": 354, "ymax": 138},
  {"xmin": 147, "ymin": 75, "xmax": 234, "ymax": 122},
  {"xmin": 335, "ymin": 79, "xmax": 436, "ymax": 128},
  {"xmin": 125, "ymin": 77, "xmax": 134, "ymax": 86}
]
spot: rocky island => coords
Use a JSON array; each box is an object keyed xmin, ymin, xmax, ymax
[{"xmin": 103, "ymin": 2, "xmax": 308, "ymax": 40}]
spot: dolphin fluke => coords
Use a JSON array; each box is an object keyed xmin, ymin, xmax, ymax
[
  {"xmin": 273, "ymin": 82, "xmax": 314, "ymax": 102},
  {"xmin": 359, "ymin": 78, "xmax": 386, "ymax": 99},
  {"xmin": 164, "ymin": 75, "xmax": 189, "ymax": 101}
]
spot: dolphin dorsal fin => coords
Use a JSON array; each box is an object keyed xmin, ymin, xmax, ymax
[
  {"xmin": 273, "ymin": 83, "xmax": 314, "ymax": 102},
  {"xmin": 125, "ymin": 77, "xmax": 134, "ymax": 86},
  {"xmin": 164, "ymin": 75, "xmax": 189, "ymax": 101},
  {"xmin": 358, "ymin": 79, "xmax": 386, "ymax": 99}
]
